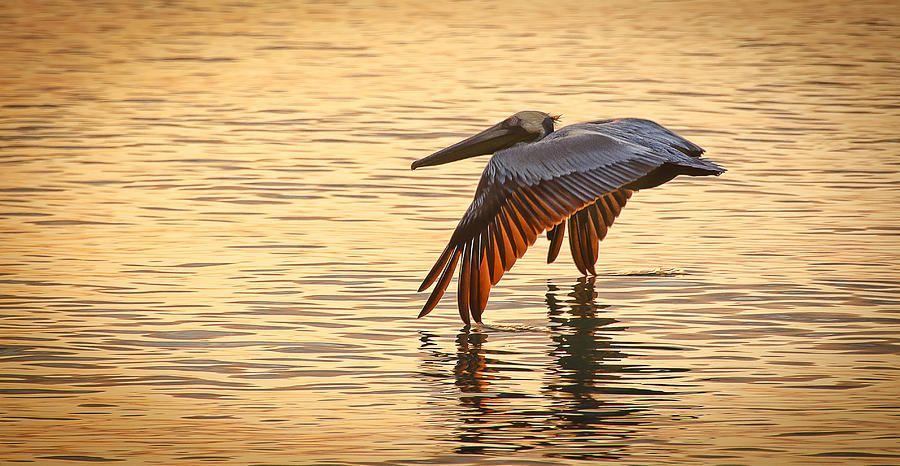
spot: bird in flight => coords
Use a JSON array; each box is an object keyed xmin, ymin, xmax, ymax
[{"xmin": 411, "ymin": 111, "xmax": 724, "ymax": 325}]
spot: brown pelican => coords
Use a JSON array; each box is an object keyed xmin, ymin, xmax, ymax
[{"xmin": 412, "ymin": 111, "xmax": 724, "ymax": 325}]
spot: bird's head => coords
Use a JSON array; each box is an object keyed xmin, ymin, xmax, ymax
[{"xmin": 411, "ymin": 111, "xmax": 560, "ymax": 170}]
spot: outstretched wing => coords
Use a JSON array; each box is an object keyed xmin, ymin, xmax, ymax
[
  {"xmin": 417, "ymin": 118, "xmax": 723, "ymax": 324},
  {"xmin": 546, "ymin": 188, "xmax": 634, "ymax": 276}
]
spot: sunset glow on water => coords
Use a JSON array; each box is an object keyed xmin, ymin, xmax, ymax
[{"xmin": 1, "ymin": 1, "xmax": 899, "ymax": 464}]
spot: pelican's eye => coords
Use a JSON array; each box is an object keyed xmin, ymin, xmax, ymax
[{"xmin": 506, "ymin": 117, "xmax": 520, "ymax": 127}]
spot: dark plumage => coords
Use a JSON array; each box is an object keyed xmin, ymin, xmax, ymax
[{"xmin": 412, "ymin": 111, "xmax": 724, "ymax": 325}]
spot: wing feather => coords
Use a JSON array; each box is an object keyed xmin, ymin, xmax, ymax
[
  {"xmin": 418, "ymin": 247, "xmax": 461, "ymax": 318},
  {"xmin": 567, "ymin": 214, "xmax": 588, "ymax": 275},
  {"xmin": 457, "ymin": 241, "xmax": 471, "ymax": 325},
  {"xmin": 468, "ymin": 234, "xmax": 482, "ymax": 320},
  {"xmin": 547, "ymin": 222, "xmax": 565, "ymax": 263}
]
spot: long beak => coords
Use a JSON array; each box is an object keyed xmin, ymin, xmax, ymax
[{"xmin": 411, "ymin": 123, "xmax": 525, "ymax": 170}]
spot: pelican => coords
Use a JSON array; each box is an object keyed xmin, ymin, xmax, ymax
[{"xmin": 412, "ymin": 111, "xmax": 724, "ymax": 325}]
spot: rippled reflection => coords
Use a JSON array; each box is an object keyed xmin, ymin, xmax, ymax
[
  {"xmin": 2, "ymin": 0, "xmax": 899, "ymax": 463},
  {"xmin": 419, "ymin": 278, "xmax": 693, "ymax": 461}
]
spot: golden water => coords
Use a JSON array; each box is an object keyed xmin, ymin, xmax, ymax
[{"xmin": 1, "ymin": 0, "xmax": 899, "ymax": 464}]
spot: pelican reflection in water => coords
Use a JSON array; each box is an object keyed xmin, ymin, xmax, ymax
[
  {"xmin": 417, "ymin": 278, "xmax": 689, "ymax": 460},
  {"xmin": 412, "ymin": 112, "xmax": 724, "ymax": 324}
]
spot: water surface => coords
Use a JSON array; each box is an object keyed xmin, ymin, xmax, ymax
[{"xmin": 1, "ymin": 0, "xmax": 899, "ymax": 464}]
